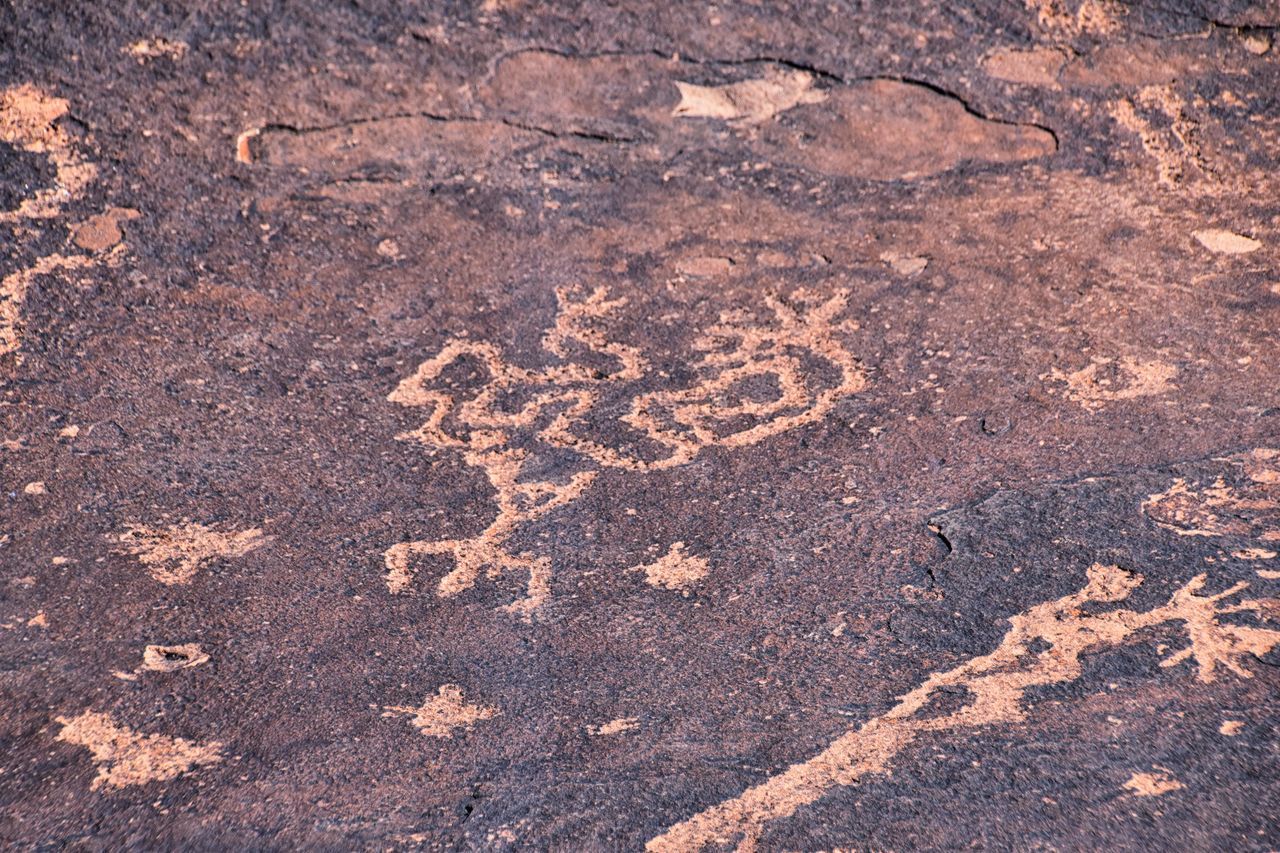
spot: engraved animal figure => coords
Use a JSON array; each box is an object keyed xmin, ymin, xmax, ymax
[
  {"xmin": 385, "ymin": 286, "xmax": 865, "ymax": 617},
  {"xmin": 647, "ymin": 564, "xmax": 1280, "ymax": 851}
]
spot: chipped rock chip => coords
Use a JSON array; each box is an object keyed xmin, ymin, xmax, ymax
[
  {"xmin": 142, "ymin": 643, "xmax": 210, "ymax": 672},
  {"xmin": 1194, "ymin": 228, "xmax": 1261, "ymax": 254},
  {"xmin": 672, "ymin": 70, "xmax": 826, "ymax": 124}
]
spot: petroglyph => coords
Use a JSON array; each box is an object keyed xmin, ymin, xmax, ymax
[
  {"xmin": 0, "ymin": 84, "xmax": 96, "ymax": 223},
  {"xmin": 1110, "ymin": 86, "xmax": 1212, "ymax": 187},
  {"xmin": 124, "ymin": 38, "xmax": 189, "ymax": 62},
  {"xmin": 1025, "ymin": 0, "xmax": 1123, "ymax": 36},
  {"xmin": 55, "ymin": 710, "xmax": 223, "ymax": 790},
  {"xmin": 386, "ymin": 286, "xmax": 865, "ymax": 616},
  {"xmin": 1142, "ymin": 450, "xmax": 1279, "ymax": 539},
  {"xmin": 635, "ymin": 543, "xmax": 709, "ymax": 593},
  {"xmin": 383, "ymin": 684, "xmax": 498, "ymax": 738},
  {"xmin": 1124, "ymin": 769, "xmax": 1184, "ymax": 797},
  {"xmin": 591, "ymin": 717, "xmax": 640, "ymax": 736},
  {"xmin": 1043, "ymin": 356, "xmax": 1176, "ymax": 409},
  {"xmin": 114, "ymin": 522, "xmax": 270, "ymax": 585},
  {"xmin": 1, "ymin": 84, "xmax": 125, "ymax": 360},
  {"xmin": 1, "ymin": 249, "xmax": 111, "ymax": 357},
  {"xmin": 647, "ymin": 564, "xmax": 1280, "ymax": 851}
]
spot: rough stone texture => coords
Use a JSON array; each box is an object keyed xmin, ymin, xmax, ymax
[{"xmin": 2, "ymin": 1, "xmax": 1279, "ymax": 849}]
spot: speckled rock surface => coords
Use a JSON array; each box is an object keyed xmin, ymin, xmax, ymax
[{"xmin": 2, "ymin": 2, "xmax": 1279, "ymax": 849}]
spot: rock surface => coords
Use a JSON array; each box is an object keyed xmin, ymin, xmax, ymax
[{"xmin": 2, "ymin": 1, "xmax": 1279, "ymax": 849}]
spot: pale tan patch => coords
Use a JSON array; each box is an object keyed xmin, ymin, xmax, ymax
[
  {"xmin": 72, "ymin": 207, "xmax": 140, "ymax": 252},
  {"xmin": 591, "ymin": 717, "xmax": 640, "ymax": 736},
  {"xmin": 1219, "ymin": 720, "xmax": 1244, "ymax": 736},
  {"xmin": 647, "ymin": 564, "xmax": 1280, "ymax": 850},
  {"xmin": 1143, "ymin": 479, "xmax": 1267, "ymax": 538},
  {"xmin": 1043, "ymin": 356, "xmax": 1176, "ymax": 410},
  {"xmin": 386, "ymin": 287, "xmax": 865, "ymax": 616},
  {"xmin": 55, "ymin": 710, "xmax": 223, "ymax": 790},
  {"xmin": 1242, "ymin": 448, "xmax": 1280, "ymax": 484},
  {"xmin": 480, "ymin": 0, "xmax": 524, "ymax": 13},
  {"xmin": 1026, "ymin": 0, "xmax": 1123, "ymax": 35},
  {"xmin": 141, "ymin": 643, "xmax": 209, "ymax": 673},
  {"xmin": 982, "ymin": 46, "xmax": 1068, "ymax": 87},
  {"xmin": 636, "ymin": 543, "xmax": 709, "ymax": 593},
  {"xmin": 676, "ymin": 256, "xmax": 735, "ymax": 277},
  {"xmin": 1143, "ymin": 453, "xmax": 1279, "ymax": 538},
  {"xmin": 1259, "ymin": 570, "xmax": 1280, "ymax": 580},
  {"xmin": 1241, "ymin": 32, "xmax": 1271, "ymax": 56},
  {"xmin": 124, "ymin": 38, "xmax": 189, "ymax": 61},
  {"xmin": 58, "ymin": 424, "xmax": 80, "ymax": 438},
  {"xmin": 1194, "ymin": 228, "xmax": 1262, "ymax": 254},
  {"xmin": 376, "ymin": 238, "xmax": 403, "ymax": 259},
  {"xmin": 26, "ymin": 611, "xmax": 48, "ymax": 628},
  {"xmin": 1235, "ymin": 548, "xmax": 1277, "ymax": 560},
  {"xmin": 382, "ymin": 684, "xmax": 498, "ymax": 738},
  {"xmin": 879, "ymin": 251, "xmax": 929, "ymax": 276},
  {"xmin": 672, "ymin": 69, "xmax": 826, "ymax": 124},
  {"xmin": 1124, "ymin": 769, "xmax": 1184, "ymax": 797},
  {"xmin": 23, "ymin": 481, "xmax": 46, "ymax": 495},
  {"xmin": 2, "ymin": 252, "xmax": 100, "ymax": 356},
  {"xmin": 1110, "ymin": 86, "xmax": 1211, "ymax": 188},
  {"xmin": 0, "ymin": 84, "xmax": 98, "ymax": 223},
  {"xmin": 114, "ymin": 522, "xmax": 270, "ymax": 585},
  {"xmin": 1220, "ymin": 90, "xmax": 1247, "ymax": 109}
]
